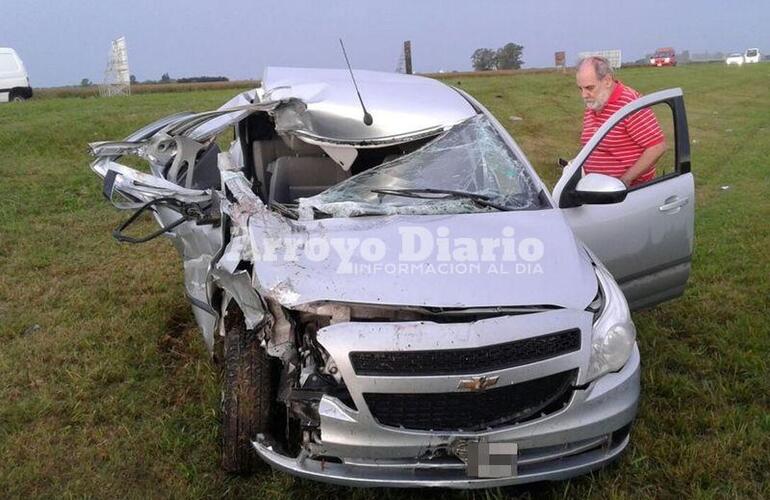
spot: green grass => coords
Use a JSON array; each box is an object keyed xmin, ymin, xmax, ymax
[{"xmin": 1, "ymin": 64, "xmax": 769, "ymax": 498}]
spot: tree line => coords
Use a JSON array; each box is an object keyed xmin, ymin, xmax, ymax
[
  {"xmin": 80, "ymin": 74, "xmax": 229, "ymax": 86},
  {"xmin": 471, "ymin": 43, "xmax": 524, "ymax": 71}
]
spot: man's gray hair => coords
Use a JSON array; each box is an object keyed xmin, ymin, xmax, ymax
[{"xmin": 577, "ymin": 56, "xmax": 614, "ymax": 80}]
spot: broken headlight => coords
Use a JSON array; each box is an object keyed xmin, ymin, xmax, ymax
[{"xmin": 585, "ymin": 263, "xmax": 636, "ymax": 382}]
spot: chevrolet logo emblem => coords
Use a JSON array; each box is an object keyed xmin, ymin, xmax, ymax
[{"xmin": 457, "ymin": 375, "xmax": 499, "ymax": 392}]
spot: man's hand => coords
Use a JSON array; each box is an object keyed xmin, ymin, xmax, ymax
[{"xmin": 620, "ymin": 141, "xmax": 667, "ymax": 187}]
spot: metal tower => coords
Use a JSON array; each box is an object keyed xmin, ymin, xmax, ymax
[{"xmin": 100, "ymin": 37, "xmax": 131, "ymax": 97}]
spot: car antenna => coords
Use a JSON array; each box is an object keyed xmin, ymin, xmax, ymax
[{"xmin": 339, "ymin": 38, "xmax": 373, "ymax": 126}]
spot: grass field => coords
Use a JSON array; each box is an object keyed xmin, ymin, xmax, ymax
[{"xmin": 1, "ymin": 63, "xmax": 769, "ymax": 498}]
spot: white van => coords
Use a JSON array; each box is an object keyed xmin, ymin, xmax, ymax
[
  {"xmin": 744, "ymin": 48, "xmax": 761, "ymax": 64},
  {"xmin": 0, "ymin": 48, "xmax": 33, "ymax": 102}
]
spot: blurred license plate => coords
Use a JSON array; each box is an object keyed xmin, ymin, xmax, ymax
[{"xmin": 466, "ymin": 440, "xmax": 518, "ymax": 478}]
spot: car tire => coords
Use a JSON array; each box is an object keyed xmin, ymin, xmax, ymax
[
  {"xmin": 221, "ymin": 306, "xmax": 273, "ymax": 474},
  {"xmin": 10, "ymin": 92, "xmax": 26, "ymax": 102}
]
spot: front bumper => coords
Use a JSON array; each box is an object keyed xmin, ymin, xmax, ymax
[
  {"xmin": 253, "ymin": 310, "xmax": 640, "ymax": 488},
  {"xmin": 254, "ymin": 431, "xmax": 630, "ymax": 489}
]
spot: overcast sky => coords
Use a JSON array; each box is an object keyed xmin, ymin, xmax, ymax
[{"xmin": 2, "ymin": 0, "xmax": 768, "ymax": 87}]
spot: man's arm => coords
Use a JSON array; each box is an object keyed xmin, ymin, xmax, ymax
[
  {"xmin": 620, "ymin": 141, "xmax": 667, "ymax": 187},
  {"xmin": 620, "ymin": 105, "xmax": 667, "ymax": 187}
]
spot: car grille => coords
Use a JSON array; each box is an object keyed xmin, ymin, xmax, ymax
[
  {"xmin": 363, "ymin": 369, "xmax": 578, "ymax": 431},
  {"xmin": 349, "ymin": 329, "xmax": 580, "ymax": 376}
]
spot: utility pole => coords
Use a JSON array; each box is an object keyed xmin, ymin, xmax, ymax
[{"xmin": 404, "ymin": 40, "xmax": 413, "ymax": 74}]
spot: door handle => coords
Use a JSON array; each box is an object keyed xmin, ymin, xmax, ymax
[{"xmin": 659, "ymin": 196, "xmax": 689, "ymax": 213}]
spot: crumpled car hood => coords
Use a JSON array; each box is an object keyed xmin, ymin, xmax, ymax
[{"xmin": 248, "ymin": 209, "xmax": 597, "ymax": 310}]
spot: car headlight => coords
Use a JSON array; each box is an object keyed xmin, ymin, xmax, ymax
[{"xmin": 586, "ymin": 263, "xmax": 636, "ymax": 382}]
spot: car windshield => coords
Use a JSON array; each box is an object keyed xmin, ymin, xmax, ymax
[
  {"xmin": 297, "ymin": 114, "xmax": 546, "ymax": 219},
  {"xmin": 746, "ymin": 49, "xmax": 758, "ymax": 56}
]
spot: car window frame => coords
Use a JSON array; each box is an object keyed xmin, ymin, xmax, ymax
[
  {"xmin": 624, "ymin": 97, "xmax": 690, "ymax": 193},
  {"xmin": 553, "ymin": 88, "xmax": 691, "ymax": 207}
]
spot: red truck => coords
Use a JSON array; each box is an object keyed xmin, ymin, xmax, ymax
[{"xmin": 650, "ymin": 47, "xmax": 677, "ymax": 66}]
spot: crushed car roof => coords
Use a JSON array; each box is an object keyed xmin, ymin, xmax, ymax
[{"xmin": 262, "ymin": 66, "xmax": 477, "ymax": 143}]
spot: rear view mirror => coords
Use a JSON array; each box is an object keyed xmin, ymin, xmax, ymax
[{"xmin": 574, "ymin": 173, "xmax": 627, "ymax": 204}]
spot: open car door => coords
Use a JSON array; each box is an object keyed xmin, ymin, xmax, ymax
[{"xmin": 553, "ymin": 88, "xmax": 694, "ymax": 310}]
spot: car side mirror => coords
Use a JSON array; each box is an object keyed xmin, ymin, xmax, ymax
[{"xmin": 574, "ymin": 173, "xmax": 628, "ymax": 205}]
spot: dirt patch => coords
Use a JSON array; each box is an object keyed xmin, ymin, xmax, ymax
[{"xmin": 157, "ymin": 303, "xmax": 202, "ymax": 371}]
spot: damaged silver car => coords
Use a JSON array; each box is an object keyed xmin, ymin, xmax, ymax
[{"xmin": 88, "ymin": 67, "xmax": 694, "ymax": 488}]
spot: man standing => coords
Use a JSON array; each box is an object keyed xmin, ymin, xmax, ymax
[{"xmin": 576, "ymin": 56, "xmax": 666, "ymax": 187}]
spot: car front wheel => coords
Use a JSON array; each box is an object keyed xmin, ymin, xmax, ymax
[{"xmin": 221, "ymin": 306, "xmax": 273, "ymax": 474}]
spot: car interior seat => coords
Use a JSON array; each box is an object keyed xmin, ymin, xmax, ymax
[{"xmin": 268, "ymin": 156, "xmax": 349, "ymax": 205}]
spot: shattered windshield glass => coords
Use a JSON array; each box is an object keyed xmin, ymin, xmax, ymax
[{"xmin": 298, "ymin": 114, "xmax": 544, "ymax": 218}]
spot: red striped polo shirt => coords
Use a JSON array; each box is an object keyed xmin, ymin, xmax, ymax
[{"xmin": 581, "ymin": 81, "xmax": 664, "ymax": 186}]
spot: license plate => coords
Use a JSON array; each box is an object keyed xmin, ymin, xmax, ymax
[{"xmin": 465, "ymin": 439, "xmax": 518, "ymax": 478}]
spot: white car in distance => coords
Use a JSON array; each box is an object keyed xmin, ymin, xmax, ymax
[
  {"xmin": 0, "ymin": 48, "xmax": 33, "ymax": 102},
  {"xmin": 725, "ymin": 53, "xmax": 745, "ymax": 66},
  {"xmin": 744, "ymin": 48, "xmax": 760, "ymax": 64}
]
